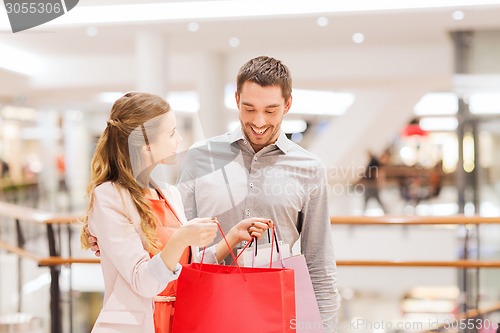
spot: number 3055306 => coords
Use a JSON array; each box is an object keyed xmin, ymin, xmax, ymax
[
  {"xmin": 443, "ymin": 319, "xmax": 498, "ymax": 330},
  {"xmin": 5, "ymin": 2, "xmax": 62, "ymax": 14}
]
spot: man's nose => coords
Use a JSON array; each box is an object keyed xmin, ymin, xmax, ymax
[{"xmin": 253, "ymin": 112, "xmax": 266, "ymax": 128}]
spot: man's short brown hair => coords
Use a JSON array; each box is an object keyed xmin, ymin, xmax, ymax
[{"xmin": 236, "ymin": 56, "xmax": 292, "ymax": 101}]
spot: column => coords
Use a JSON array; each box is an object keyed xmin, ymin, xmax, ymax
[
  {"xmin": 452, "ymin": 30, "xmax": 480, "ymax": 316},
  {"xmin": 196, "ymin": 52, "xmax": 227, "ymax": 139},
  {"xmin": 135, "ymin": 31, "xmax": 168, "ymax": 95},
  {"xmin": 134, "ymin": 31, "xmax": 174, "ymax": 183},
  {"xmin": 38, "ymin": 109, "xmax": 59, "ymax": 210}
]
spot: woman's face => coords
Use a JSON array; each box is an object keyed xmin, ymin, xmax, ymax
[{"xmin": 148, "ymin": 111, "xmax": 183, "ymax": 165}]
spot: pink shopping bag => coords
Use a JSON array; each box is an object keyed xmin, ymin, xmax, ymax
[
  {"xmin": 240, "ymin": 228, "xmax": 325, "ymax": 332},
  {"xmin": 272, "ymin": 255, "xmax": 325, "ymax": 333}
]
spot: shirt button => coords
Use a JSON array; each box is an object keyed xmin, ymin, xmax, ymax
[
  {"xmin": 246, "ymin": 209, "xmax": 250, "ymax": 216},
  {"xmin": 253, "ymin": 156, "xmax": 258, "ymax": 161},
  {"xmin": 249, "ymin": 183, "xmax": 254, "ymax": 188},
  {"xmin": 244, "ymin": 140, "xmax": 248, "ymax": 144}
]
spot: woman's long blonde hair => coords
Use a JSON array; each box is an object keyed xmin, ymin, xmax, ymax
[{"xmin": 80, "ymin": 92, "xmax": 171, "ymax": 254}]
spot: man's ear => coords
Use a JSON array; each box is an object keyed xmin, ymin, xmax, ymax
[
  {"xmin": 235, "ymin": 91, "xmax": 240, "ymax": 108},
  {"xmin": 284, "ymin": 95, "xmax": 292, "ymax": 115}
]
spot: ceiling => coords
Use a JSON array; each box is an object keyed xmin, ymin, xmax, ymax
[{"xmin": 1, "ymin": 1, "xmax": 500, "ymax": 112}]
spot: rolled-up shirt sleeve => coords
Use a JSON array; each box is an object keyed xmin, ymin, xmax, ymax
[{"xmin": 300, "ymin": 165, "xmax": 339, "ymax": 333}]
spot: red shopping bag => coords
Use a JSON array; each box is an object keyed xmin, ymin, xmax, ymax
[
  {"xmin": 172, "ymin": 225, "xmax": 296, "ymax": 333},
  {"xmin": 172, "ymin": 263, "xmax": 296, "ymax": 333}
]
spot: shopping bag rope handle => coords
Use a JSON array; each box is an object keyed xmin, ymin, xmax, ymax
[
  {"xmin": 230, "ymin": 236, "xmax": 255, "ymax": 266},
  {"xmin": 269, "ymin": 225, "xmax": 286, "ymax": 268},
  {"xmin": 229, "ymin": 225, "xmax": 285, "ymax": 268},
  {"xmin": 200, "ymin": 221, "xmax": 246, "ymax": 279}
]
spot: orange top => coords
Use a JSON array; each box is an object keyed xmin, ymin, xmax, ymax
[
  {"xmin": 149, "ymin": 195, "xmax": 191, "ymax": 297},
  {"xmin": 149, "ymin": 193, "xmax": 191, "ymax": 333}
]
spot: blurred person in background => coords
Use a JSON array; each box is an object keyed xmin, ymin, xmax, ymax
[
  {"xmin": 360, "ymin": 150, "xmax": 387, "ymax": 214},
  {"xmin": 0, "ymin": 159, "xmax": 10, "ymax": 178}
]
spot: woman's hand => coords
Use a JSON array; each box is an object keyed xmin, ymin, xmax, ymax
[
  {"xmin": 161, "ymin": 217, "xmax": 218, "ymax": 271},
  {"xmin": 173, "ymin": 217, "xmax": 218, "ymax": 248},
  {"xmin": 86, "ymin": 227, "xmax": 101, "ymax": 257}
]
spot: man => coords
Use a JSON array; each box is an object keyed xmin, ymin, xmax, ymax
[{"xmin": 176, "ymin": 56, "xmax": 339, "ymax": 332}]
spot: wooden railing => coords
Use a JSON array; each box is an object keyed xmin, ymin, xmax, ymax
[
  {"xmin": 331, "ymin": 215, "xmax": 500, "ymax": 226},
  {"xmin": 331, "ymin": 215, "xmax": 500, "ymax": 268},
  {"xmin": 0, "ymin": 202, "xmax": 98, "ymax": 333}
]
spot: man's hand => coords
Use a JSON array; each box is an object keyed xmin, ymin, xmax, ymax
[{"xmin": 230, "ymin": 218, "xmax": 274, "ymax": 243}]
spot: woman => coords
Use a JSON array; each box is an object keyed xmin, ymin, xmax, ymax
[{"xmin": 81, "ymin": 92, "xmax": 271, "ymax": 333}]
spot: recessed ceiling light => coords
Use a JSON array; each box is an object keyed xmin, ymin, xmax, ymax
[
  {"xmin": 228, "ymin": 37, "xmax": 240, "ymax": 48},
  {"xmin": 316, "ymin": 16, "xmax": 329, "ymax": 27},
  {"xmin": 187, "ymin": 22, "xmax": 199, "ymax": 32},
  {"xmin": 452, "ymin": 10, "xmax": 465, "ymax": 20},
  {"xmin": 352, "ymin": 33, "xmax": 365, "ymax": 44}
]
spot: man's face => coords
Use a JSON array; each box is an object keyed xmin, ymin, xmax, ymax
[{"xmin": 236, "ymin": 81, "xmax": 292, "ymax": 152}]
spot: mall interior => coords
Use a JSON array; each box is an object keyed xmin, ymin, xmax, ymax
[{"xmin": 1, "ymin": 1, "xmax": 500, "ymax": 332}]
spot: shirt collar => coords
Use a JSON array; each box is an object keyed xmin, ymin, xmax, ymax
[{"xmin": 228, "ymin": 126, "xmax": 292, "ymax": 154}]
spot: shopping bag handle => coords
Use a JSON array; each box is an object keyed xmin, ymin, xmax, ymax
[
  {"xmin": 230, "ymin": 225, "xmax": 286, "ymax": 268},
  {"xmin": 199, "ymin": 221, "xmax": 246, "ymax": 279},
  {"xmin": 269, "ymin": 226, "xmax": 286, "ymax": 268},
  {"xmin": 230, "ymin": 236, "xmax": 255, "ymax": 267},
  {"xmin": 200, "ymin": 221, "xmax": 239, "ymax": 264}
]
